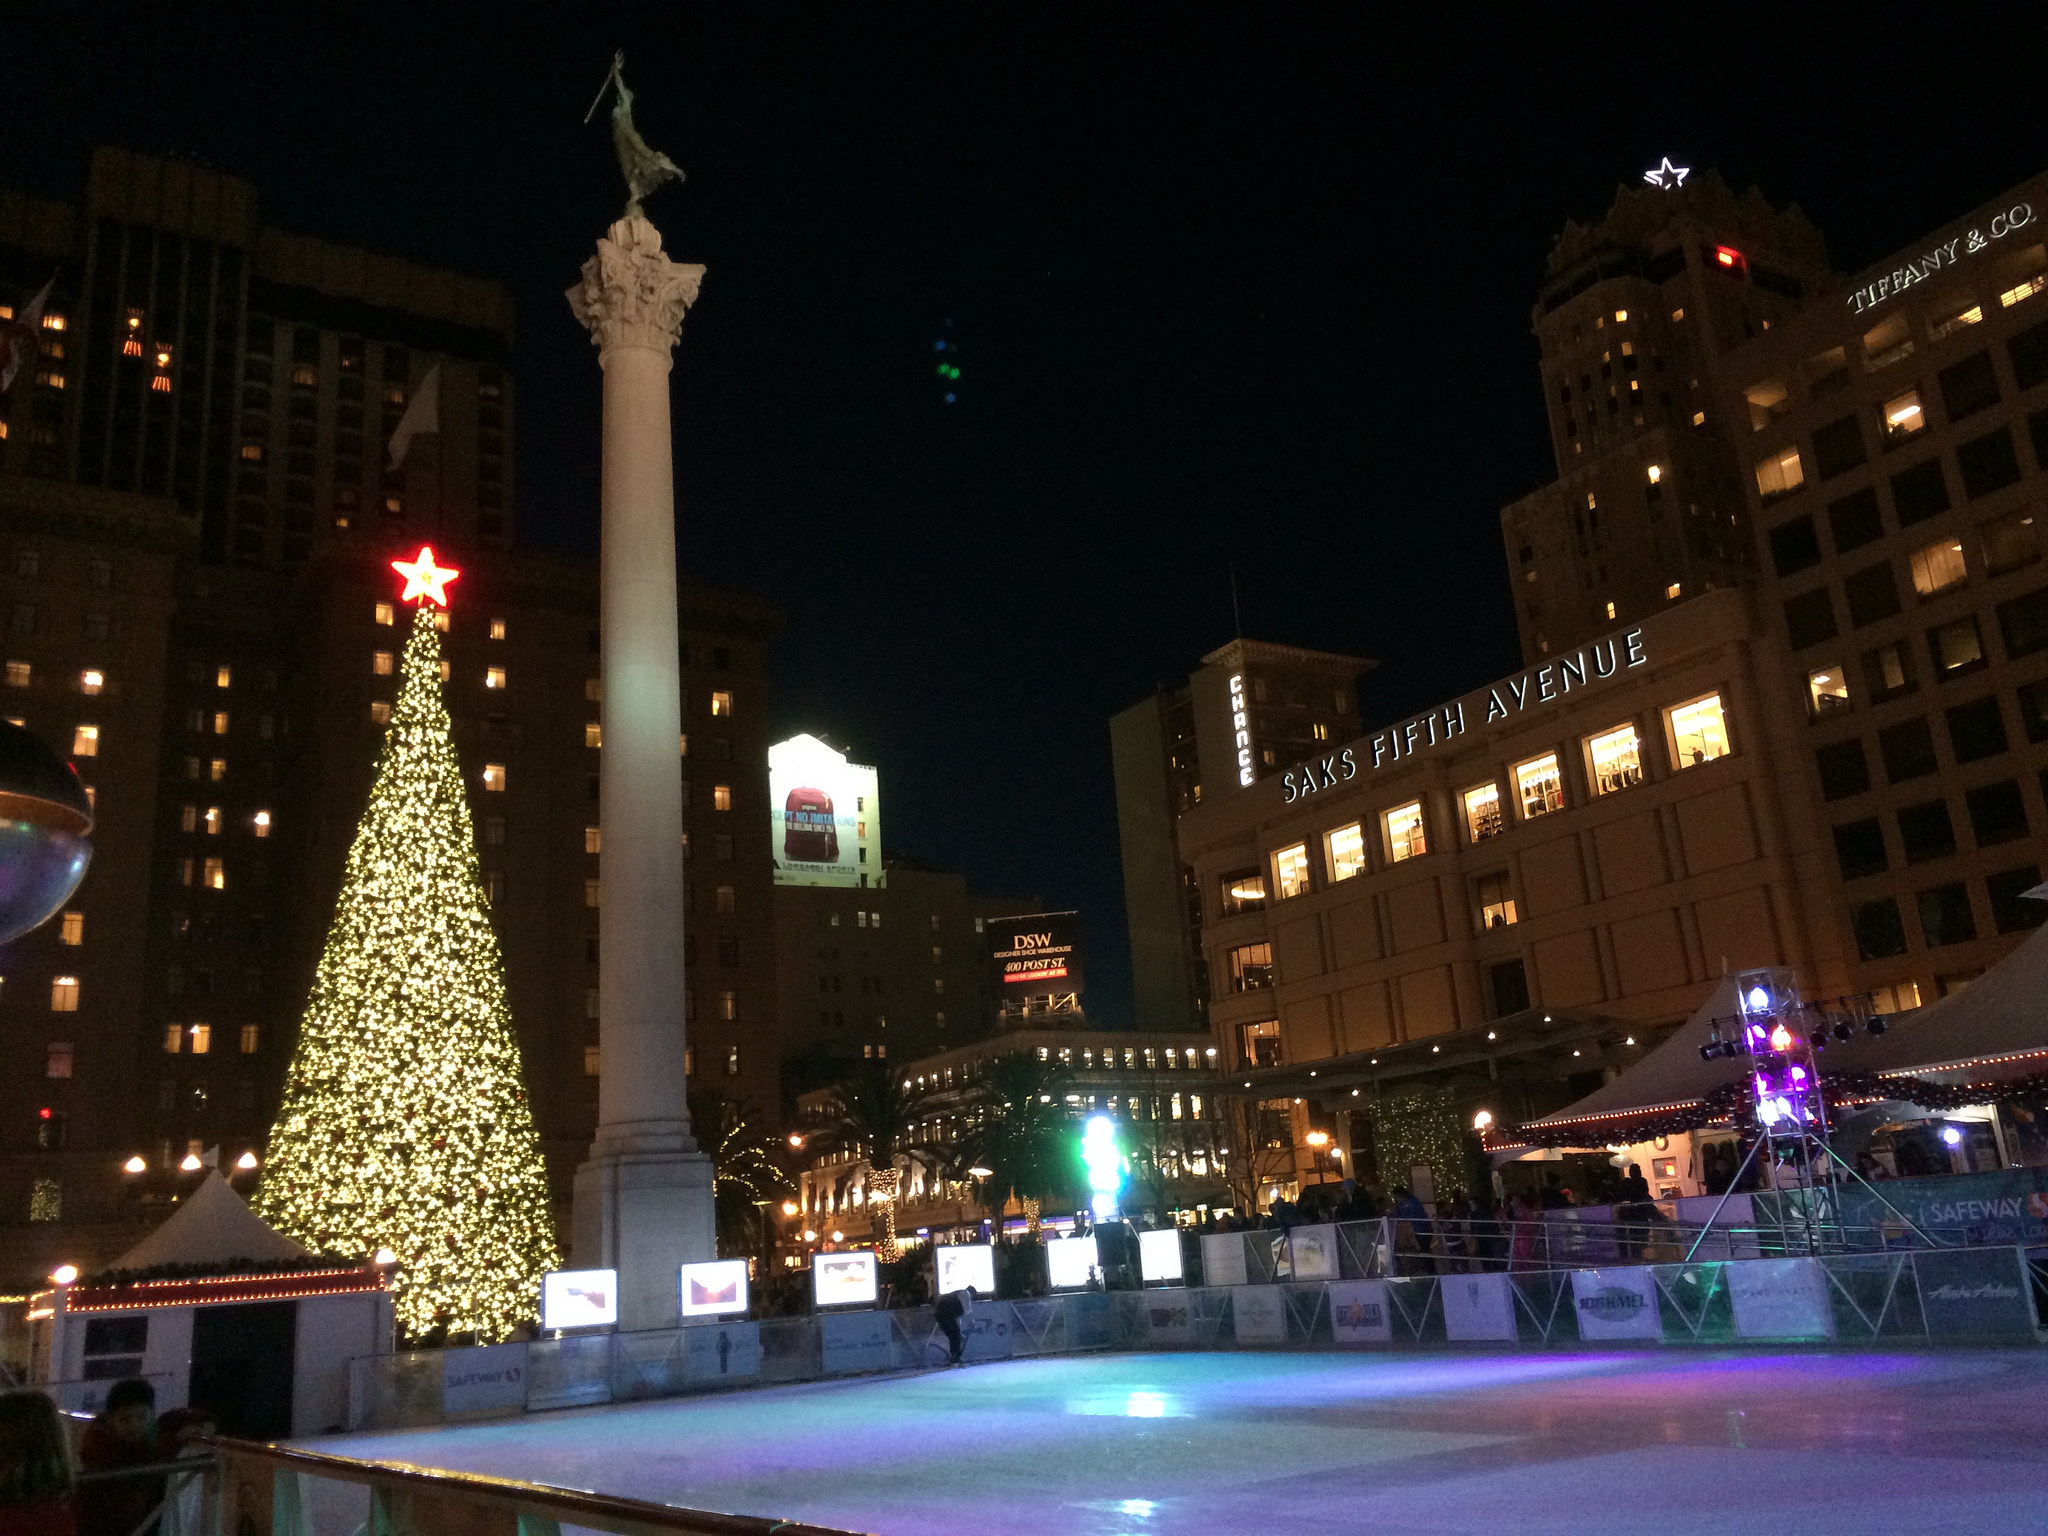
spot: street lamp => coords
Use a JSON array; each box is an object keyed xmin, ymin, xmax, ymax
[{"xmin": 1473, "ymin": 1110, "xmax": 1495, "ymax": 1133}]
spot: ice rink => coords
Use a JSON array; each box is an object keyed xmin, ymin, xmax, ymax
[{"xmin": 317, "ymin": 1349, "xmax": 2048, "ymax": 1534}]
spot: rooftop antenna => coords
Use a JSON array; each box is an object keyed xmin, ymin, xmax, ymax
[{"xmin": 1228, "ymin": 564, "xmax": 1244, "ymax": 640}]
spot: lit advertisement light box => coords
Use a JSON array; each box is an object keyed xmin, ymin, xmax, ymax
[
  {"xmin": 540, "ymin": 1268, "xmax": 618, "ymax": 1331},
  {"xmin": 1046, "ymin": 1234, "xmax": 1100, "ymax": 1291},
  {"xmin": 812, "ymin": 1249, "xmax": 879, "ymax": 1309},
  {"xmin": 1138, "ymin": 1228, "xmax": 1184, "ymax": 1285},
  {"xmin": 934, "ymin": 1243, "xmax": 995, "ymax": 1297},
  {"xmin": 679, "ymin": 1258, "xmax": 750, "ymax": 1319}
]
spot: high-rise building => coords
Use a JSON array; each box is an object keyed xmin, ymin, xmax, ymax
[
  {"xmin": 0, "ymin": 150, "xmax": 781, "ymax": 1289},
  {"xmin": 1111, "ymin": 640, "xmax": 1369, "ymax": 1032},
  {"xmin": 1501, "ymin": 169, "xmax": 1832, "ymax": 661}
]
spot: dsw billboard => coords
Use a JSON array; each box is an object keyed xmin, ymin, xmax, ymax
[
  {"xmin": 769, "ymin": 734, "xmax": 881, "ymax": 888},
  {"xmin": 989, "ymin": 910, "xmax": 1084, "ymax": 998}
]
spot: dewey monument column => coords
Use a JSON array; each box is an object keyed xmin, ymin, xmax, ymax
[{"xmin": 567, "ymin": 54, "xmax": 714, "ymax": 1330}]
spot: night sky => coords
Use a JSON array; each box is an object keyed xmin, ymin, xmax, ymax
[{"xmin": 11, "ymin": 7, "xmax": 2047, "ymax": 1023}]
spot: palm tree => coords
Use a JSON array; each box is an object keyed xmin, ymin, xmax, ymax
[
  {"xmin": 689, "ymin": 1087, "xmax": 793, "ymax": 1263},
  {"xmin": 961, "ymin": 1056, "xmax": 1077, "ymax": 1237},
  {"xmin": 807, "ymin": 1061, "xmax": 946, "ymax": 1260}
]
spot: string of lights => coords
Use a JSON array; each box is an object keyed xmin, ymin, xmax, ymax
[{"xmin": 255, "ymin": 561, "xmax": 557, "ymax": 1342}]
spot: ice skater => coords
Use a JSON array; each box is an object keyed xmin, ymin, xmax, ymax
[{"xmin": 934, "ymin": 1283, "xmax": 975, "ymax": 1365}]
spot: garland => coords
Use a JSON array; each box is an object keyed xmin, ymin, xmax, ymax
[
  {"xmin": 85, "ymin": 1253, "xmax": 359, "ymax": 1288},
  {"xmin": 1508, "ymin": 1070, "xmax": 2048, "ymax": 1150}
]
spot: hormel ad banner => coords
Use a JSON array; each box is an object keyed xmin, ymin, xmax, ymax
[{"xmin": 990, "ymin": 910, "xmax": 1084, "ymax": 997}]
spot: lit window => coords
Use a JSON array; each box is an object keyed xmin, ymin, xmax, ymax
[
  {"xmin": 1693, "ymin": 411, "xmax": 1706, "ymax": 426},
  {"xmin": 189, "ymin": 1023, "xmax": 212, "ymax": 1055},
  {"xmin": 2001, "ymin": 261, "xmax": 2048, "ymax": 308},
  {"xmin": 1462, "ymin": 782, "xmax": 1503, "ymax": 841},
  {"xmin": 1743, "ymin": 379, "xmax": 1790, "ymax": 431},
  {"xmin": 1754, "ymin": 445, "xmax": 1805, "ymax": 498},
  {"xmin": 1909, "ymin": 537, "xmax": 1967, "ymax": 597},
  {"xmin": 585, "ymin": 878, "xmax": 601, "ymax": 908},
  {"xmin": 679, "ymin": 733, "xmax": 689, "ymax": 756},
  {"xmin": 240, "ymin": 1024, "xmax": 259, "ymax": 1053},
  {"xmin": 203, "ymin": 806, "xmax": 221, "ymax": 835},
  {"xmin": 489, "ymin": 618, "xmax": 507, "ymax": 640},
  {"xmin": 725, "ymin": 1043, "xmax": 741, "ymax": 1075},
  {"xmin": 1646, "ymin": 464, "xmax": 1662, "ymax": 483},
  {"xmin": 1614, "ymin": 308, "xmax": 1628, "ymax": 322},
  {"xmin": 180, "ymin": 803, "xmax": 198, "ymax": 833},
  {"xmin": 50, "ymin": 976, "xmax": 78, "ymax": 1012},
  {"xmin": 3, "ymin": 661, "xmax": 26, "ymax": 687},
  {"xmin": 1882, "ymin": 388, "xmax": 1926, "ymax": 442},
  {"xmin": 1311, "ymin": 721, "xmax": 1330, "ymax": 742},
  {"xmin": 46, "ymin": 1043, "xmax": 73, "ymax": 1080},
  {"xmin": 1667, "ymin": 693, "xmax": 1731, "ymax": 767},
  {"xmin": 1862, "ymin": 312, "xmax": 1914, "ymax": 370},
  {"xmin": 209, "ymin": 758, "xmax": 225, "ymax": 782},
  {"xmin": 1665, "ymin": 582, "xmax": 1682, "ymax": 600},
  {"xmin": 374, "ymin": 602, "xmax": 394, "ymax": 626},
  {"xmin": 254, "ymin": 810, "xmax": 271, "ymax": 838},
  {"xmin": 584, "ymin": 678, "xmax": 602, "ymax": 701},
  {"xmin": 41, "ymin": 314, "xmax": 64, "ymax": 332},
  {"xmin": 241, "ymin": 443, "xmax": 263, "ymax": 462},
  {"xmin": 1228, "ymin": 944, "xmax": 1274, "ymax": 993},
  {"xmin": 203, "ymin": 858, "xmax": 224, "ymax": 889},
  {"xmin": 1325, "ymin": 823, "xmax": 1366, "ymax": 881},
  {"xmin": 1929, "ymin": 301, "xmax": 1983, "ymax": 340},
  {"xmin": 370, "ymin": 701, "xmax": 391, "ymax": 724},
  {"xmin": 1218, "ymin": 869, "xmax": 1267, "ymax": 914},
  {"xmin": 1273, "ymin": 842, "xmax": 1311, "ymax": 899},
  {"xmin": 164, "ymin": 1023, "xmax": 182, "ymax": 1053},
  {"xmin": 721, "ymin": 992, "xmax": 739, "ymax": 1022},
  {"xmin": 1930, "ymin": 616, "xmax": 1985, "ymax": 675},
  {"xmin": 438, "ymin": 660, "xmax": 450, "ymax": 681},
  {"xmin": 71, "ymin": 724, "xmax": 98, "ymax": 757},
  {"xmin": 1604, "ymin": 600, "xmax": 1617, "ymax": 620},
  {"xmin": 584, "ymin": 722, "xmax": 602, "ymax": 748},
  {"xmin": 713, "ymin": 784, "xmax": 732, "ymax": 811},
  {"xmin": 1475, "ymin": 871, "xmax": 1518, "ymax": 930},
  {"xmin": 485, "ymin": 666, "xmax": 507, "ymax": 689},
  {"xmin": 123, "ymin": 308, "xmax": 144, "ymax": 354},
  {"xmin": 483, "ymin": 764, "xmax": 507, "ymax": 791},
  {"xmin": 1807, "ymin": 665, "xmax": 1850, "ymax": 718},
  {"xmin": 79, "ymin": 668, "xmax": 102, "ymax": 694},
  {"xmin": 59, "ymin": 911, "xmax": 82, "ymax": 945},
  {"xmin": 212, "ymin": 712, "xmax": 228, "ymax": 735},
  {"xmin": 215, "ymin": 666, "xmax": 231, "ymax": 689},
  {"xmin": 1514, "ymin": 754, "xmax": 1564, "ymax": 819},
  {"xmin": 716, "ymin": 883, "xmax": 736, "ymax": 914},
  {"xmin": 584, "ymin": 825, "xmax": 602, "ymax": 854},
  {"xmin": 177, "ymin": 857, "xmax": 194, "ymax": 886},
  {"xmin": 710, "ymin": 691, "xmax": 733, "ymax": 716},
  {"xmin": 1587, "ymin": 724, "xmax": 1643, "ymax": 794},
  {"xmin": 584, "ymin": 1045, "xmax": 601, "ymax": 1075},
  {"xmin": 1385, "ymin": 801, "xmax": 1427, "ymax": 862}
]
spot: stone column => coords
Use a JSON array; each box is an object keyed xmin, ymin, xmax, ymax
[{"xmin": 566, "ymin": 214, "xmax": 715, "ymax": 1331}]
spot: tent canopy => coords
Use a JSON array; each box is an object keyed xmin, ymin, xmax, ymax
[
  {"xmin": 109, "ymin": 1171, "xmax": 310, "ymax": 1272},
  {"xmin": 1520, "ymin": 976, "xmax": 1746, "ymax": 1136}
]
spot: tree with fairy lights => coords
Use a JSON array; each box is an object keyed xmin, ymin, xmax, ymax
[{"xmin": 255, "ymin": 547, "xmax": 557, "ymax": 1342}]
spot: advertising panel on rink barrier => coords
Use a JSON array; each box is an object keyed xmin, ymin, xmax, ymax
[
  {"xmin": 683, "ymin": 1320, "xmax": 761, "ymax": 1384},
  {"xmin": 1441, "ymin": 1273, "xmax": 1517, "ymax": 1341},
  {"xmin": 442, "ymin": 1343, "xmax": 527, "ymax": 1416},
  {"xmin": 1570, "ymin": 1267, "xmax": 1662, "ymax": 1341},
  {"xmin": 540, "ymin": 1268, "xmax": 618, "ymax": 1332},
  {"xmin": 1231, "ymin": 1285, "xmax": 1287, "ymax": 1342},
  {"xmin": 935, "ymin": 1243, "xmax": 996, "ymax": 1297},
  {"xmin": 679, "ymin": 1258, "xmax": 751, "ymax": 1320},
  {"xmin": 820, "ymin": 1309, "xmax": 895, "ymax": 1374},
  {"xmin": 1047, "ymin": 1234, "xmax": 1100, "ymax": 1291},
  {"xmin": 1287, "ymin": 1223, "xmax": 1340, "ymax": 1281},
  {"xmin": 1201, "ymin": 1231, "xmax": 1250, "ymax": 1287},
  {"xmin": 1138, "ymin": 1227, "xmax": 1185, "ymax": 1285},
  {"xmin": 1911, "ymin": 1246, "xmax": 2041, "ymax": 1338},
  {"xmin": 812, "ymin": 1249, "xmax": 879, "ymax": 1310},
  {"xmin": 1328, "ymin": 1280, "xmax": 1393, "ymax": 1344},
  {"xmin": 1141, "ymin": 1293, "xmax": 1195, "ymax": 1343},
  {"xmin": 1728, "ymin": 1257, "xmax": 1835, "ymax": 1340}
]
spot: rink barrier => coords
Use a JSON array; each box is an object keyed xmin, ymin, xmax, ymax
[
  {"xmin": 207, "ymin": 1437, "xmax": 864, "ymax": 1536},
  {"xmin": 346, "ymin": 1244, "xmax": 2046, "ymax": 1432}
]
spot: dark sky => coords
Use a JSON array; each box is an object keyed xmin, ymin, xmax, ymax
[{"xmin": 12, "ymin": 6, "xmax": 2048, "ymax": 1024}]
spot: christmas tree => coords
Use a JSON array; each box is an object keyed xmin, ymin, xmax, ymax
[{"xmin": 256, "ymin": 548, "xmax": 557, "ymax": 1341}]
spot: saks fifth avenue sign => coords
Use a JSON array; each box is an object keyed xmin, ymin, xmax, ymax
[
  {"xmin": 1279, "ymin": 628, "xmax": 1648, "ymax": 803},
  {"xmin": 1846, "ymin": 202, "xmax": 2035, "ymax": 316}
]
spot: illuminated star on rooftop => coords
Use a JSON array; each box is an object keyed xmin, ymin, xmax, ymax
[
  {"xmin": 1643, "ymin": 156, "xmax": 1690, "ymax": 189},
  {"xmin": 390, "ymin": 545, "xmax": 460, "ymax": 607}
]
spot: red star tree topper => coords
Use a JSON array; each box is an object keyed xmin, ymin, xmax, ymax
[{"xmin": 391, "ymin": 545, "xmax": 460, "ymax": 607}]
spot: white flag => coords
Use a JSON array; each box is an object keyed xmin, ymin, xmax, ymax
[
  {"xmin": 0, "ymin": 276, "xmax": 55, "ymax": 396},
  {"xmin": 386, "ymin": 361, "xmax": 441, "ymax": 468}
]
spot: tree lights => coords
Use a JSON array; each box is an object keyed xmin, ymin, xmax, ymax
[{"xmin": 255, "ymin": 559, "xmax": 555, "ymax": 1341}]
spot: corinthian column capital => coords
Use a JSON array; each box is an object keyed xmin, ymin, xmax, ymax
[{"xmin": 567, "ymin": 214, "xmax": 705, "ymax": 355}]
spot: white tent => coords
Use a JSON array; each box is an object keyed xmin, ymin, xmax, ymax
[
  {"xmin": 1518, "ymin": 975, "xmax": 1747, "ymax": 1140},
  {"xmin": 1820, "ymin": 917, "xmax": 2048, "ymax": 1084},
  {"xmin": 109, "ymin": 1171, "xmax": 310, "ymax": 1272}
]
